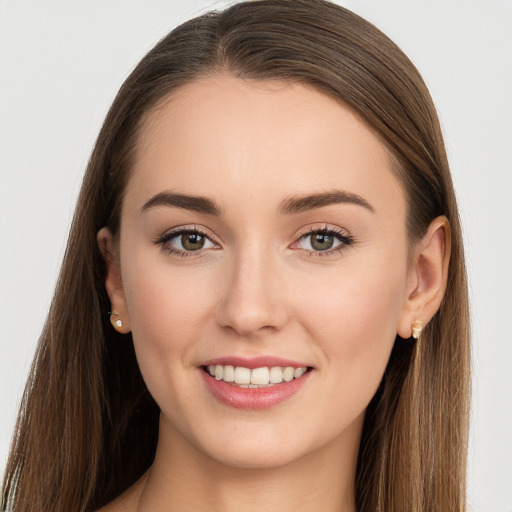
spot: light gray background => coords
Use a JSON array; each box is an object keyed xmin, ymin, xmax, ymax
[{"xmin": 1, "ymin": 1, "xmax": 511, "ymax": 510}]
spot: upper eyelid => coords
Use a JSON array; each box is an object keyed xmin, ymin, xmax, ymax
[
  {"xmin": 157, "ymin": 225, "xmax": 217, "ymax": 241},
  {"xmin": 294, "ymin": 224, "xmax": 351, "ymax": 239},
  {"xmin": 157, "ymin": 224, "xmax": 349, "ymax": 238}
]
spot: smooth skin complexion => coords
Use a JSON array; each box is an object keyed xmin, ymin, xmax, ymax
[{"xmin": 97, "ymin": 75, "xmax": 450, "ymax": 512}]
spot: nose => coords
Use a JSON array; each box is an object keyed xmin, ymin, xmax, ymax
[{"xmin": 215, "ymin": 247, "xmax": 289, "ymax": 338}]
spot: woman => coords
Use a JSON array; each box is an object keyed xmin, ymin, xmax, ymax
[{"xmin": 1, "ymin": 0, "xmax": 471, "ymax": 510}]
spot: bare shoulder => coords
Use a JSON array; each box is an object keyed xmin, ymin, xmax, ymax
[{"xmin": 95, "ymin": 473, "xmax": 149, "ymax": 512}]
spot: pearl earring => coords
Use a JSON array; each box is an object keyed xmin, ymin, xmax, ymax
[
  {"xmin": 109, "ymin": 311, "xmax": 123, "ymax": 329},
  {"xmin": 411, "ymin": 320, "xmax": 423, "ymax": 340}
]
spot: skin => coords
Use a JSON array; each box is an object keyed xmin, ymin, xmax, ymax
[{"xmin": 97, "ymin": 75, "xmax": 450, "ymax": 512}]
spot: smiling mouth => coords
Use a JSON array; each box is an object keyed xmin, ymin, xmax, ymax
[{"xmin": 203, "ymin": 364, "xmax": 312, "ymax": 388}]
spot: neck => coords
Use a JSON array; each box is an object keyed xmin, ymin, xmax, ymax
[{"xmin": 135, "ymin": 414, "xmax": 362, "ymax": 512}]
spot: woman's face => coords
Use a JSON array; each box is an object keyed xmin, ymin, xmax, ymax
[{"xmin": 115, "ymin": 75, "xmax": 413, "ymax": 468}]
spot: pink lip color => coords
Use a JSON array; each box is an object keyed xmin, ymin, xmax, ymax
[{"xmin": 200, "ymin": 367, "xmax": 311, "ymax": 410}]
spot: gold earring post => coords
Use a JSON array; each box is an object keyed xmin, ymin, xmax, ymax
[{"xmin": 411, "ymin": 320, "xmax": 423, "ymax": 340}]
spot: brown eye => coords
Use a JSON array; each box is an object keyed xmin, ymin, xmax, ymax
[
  {"xmin": 294, "ymin": 228, "xmax": 353, "ymax": 255},
  {"xmin": 162, "ymin": 229, "xmax": 216, "ymax": 253},
  {"xmin": 181, "ymin": 233, "xmax": 206, "ymax": 251},
  {"xmin": 310, "ymin": 233, "xmax": 335, "ymax": 251}
]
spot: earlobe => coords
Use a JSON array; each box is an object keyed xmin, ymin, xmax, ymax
[
  {"xmin": 97, "ymin": 227, "xmax": 131, "ymax": 334},
  {"xmin": 397, "ymin": 216, "xmax": 451, "ymax": 339}
]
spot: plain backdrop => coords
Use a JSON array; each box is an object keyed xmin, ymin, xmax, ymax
[{"xmin": 1, "ymin": 1, "xmax": 511, "ymax": 510}]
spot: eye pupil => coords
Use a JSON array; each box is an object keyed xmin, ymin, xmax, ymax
[
  {"xmin": 311, "ymin": 233, "xmax": 334, "ymax": 251},
  {"xmin": 182, "ymin": 233, "xmax": 205, "ymax": 250}
]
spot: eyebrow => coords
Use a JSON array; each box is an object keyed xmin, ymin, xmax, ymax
[
  {"xmin": 141, "ymin": 191, "xmax": 221, "ymax": 216},
  {"xmin": 278, "ymin": 190, "xmax": 374, "ymax": 215},
  {"xmin": 141, "ymin": 189, "xmax": 374, "ymax": 217}
]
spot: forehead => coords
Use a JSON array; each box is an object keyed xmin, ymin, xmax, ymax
[{"xmin": 125, "ymin": 74, "xmax": 405, "ymax": 219}]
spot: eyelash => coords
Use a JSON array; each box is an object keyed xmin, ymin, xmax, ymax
[
  {"xmin": 154, "ymin": 226, "xmax": 215, "ymax": 258},
  {"xmin": 293, "ymin": 225, "xmax": 355, "ymax": 257},
  {"xmin": 154, "ymin": 225, "xmax": 354, "ymax": 258}
]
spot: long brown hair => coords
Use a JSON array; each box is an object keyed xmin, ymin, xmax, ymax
[{"xmin": 1, "ymin": 1, "xmax": 470, "ymax": 510}]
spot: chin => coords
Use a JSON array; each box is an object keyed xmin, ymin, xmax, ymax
[
  {"xmin": 186, "ymin": 416, "xmax": 340, "ymax": 471},
  {"xmin": 203, "ymin": 440, "xmax": 305, "ymax": 470}
]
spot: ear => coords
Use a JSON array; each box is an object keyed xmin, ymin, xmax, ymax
[
  {"xmin": 97, "ymin": 227, "xmax": 131, "ymax": 334},
  {"xmin": 397, "ymin": 216, "xmax": 451, "ymax": 339}
]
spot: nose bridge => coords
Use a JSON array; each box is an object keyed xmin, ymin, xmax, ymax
[{"xmin": 216, "ymin": 238, "xmax": 287, "ymax": 336}]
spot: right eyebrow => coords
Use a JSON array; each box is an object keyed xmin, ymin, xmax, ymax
[{"xmin": 140, "ymin": 191, "xmax": 221, "ymax": 216}]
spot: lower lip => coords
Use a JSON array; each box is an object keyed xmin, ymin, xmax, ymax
[{"xmin": 200, "ymin": 369, "xmax": 311, "ymax": 410}]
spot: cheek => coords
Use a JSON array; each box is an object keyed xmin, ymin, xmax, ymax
[
  {"xmin": 300, "ymin": 255, "xmax": 405, "ymax": 339},
  {"xmin": 121, "ymin": 253, "xmax": 215, "ymax": 391},
  {"xmin": 295, "ymin": 253, "xmax": 407, "ymax": 408}
]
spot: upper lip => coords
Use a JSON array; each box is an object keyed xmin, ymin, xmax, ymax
[{"xmin": 200, "ymin": 356, "xmax": 311, "ymax": 369}]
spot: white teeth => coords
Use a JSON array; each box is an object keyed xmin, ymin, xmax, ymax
[
  {"xmin": 282, "ymin": 367, "xmax": 294, "ymax": 382},
  {"xmin": 223, "ymin": 365, "xmax": 235, "ymax": 382},
  {"xmin": 251, "ymin": 367, "xmax": 270, "ymax": 385},
  {"xmin": 206, "ymin": 364, "xmax": 308, "ymax": 386},
  {"xmin": 269, "ymin": 366, "xmax": 283, "ymax": 384},
  {"xmin": 294, "ymin": 367, "xmax": 307, "ymax": 378},
  {"xmin": 234, "ymin": 366, "xmax": 251, "ymax": 385}
]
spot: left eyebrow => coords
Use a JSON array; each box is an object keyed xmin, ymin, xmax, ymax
[{"xmin": 278, "ymin": 190, "xmax": 375, "ymax": 215}]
